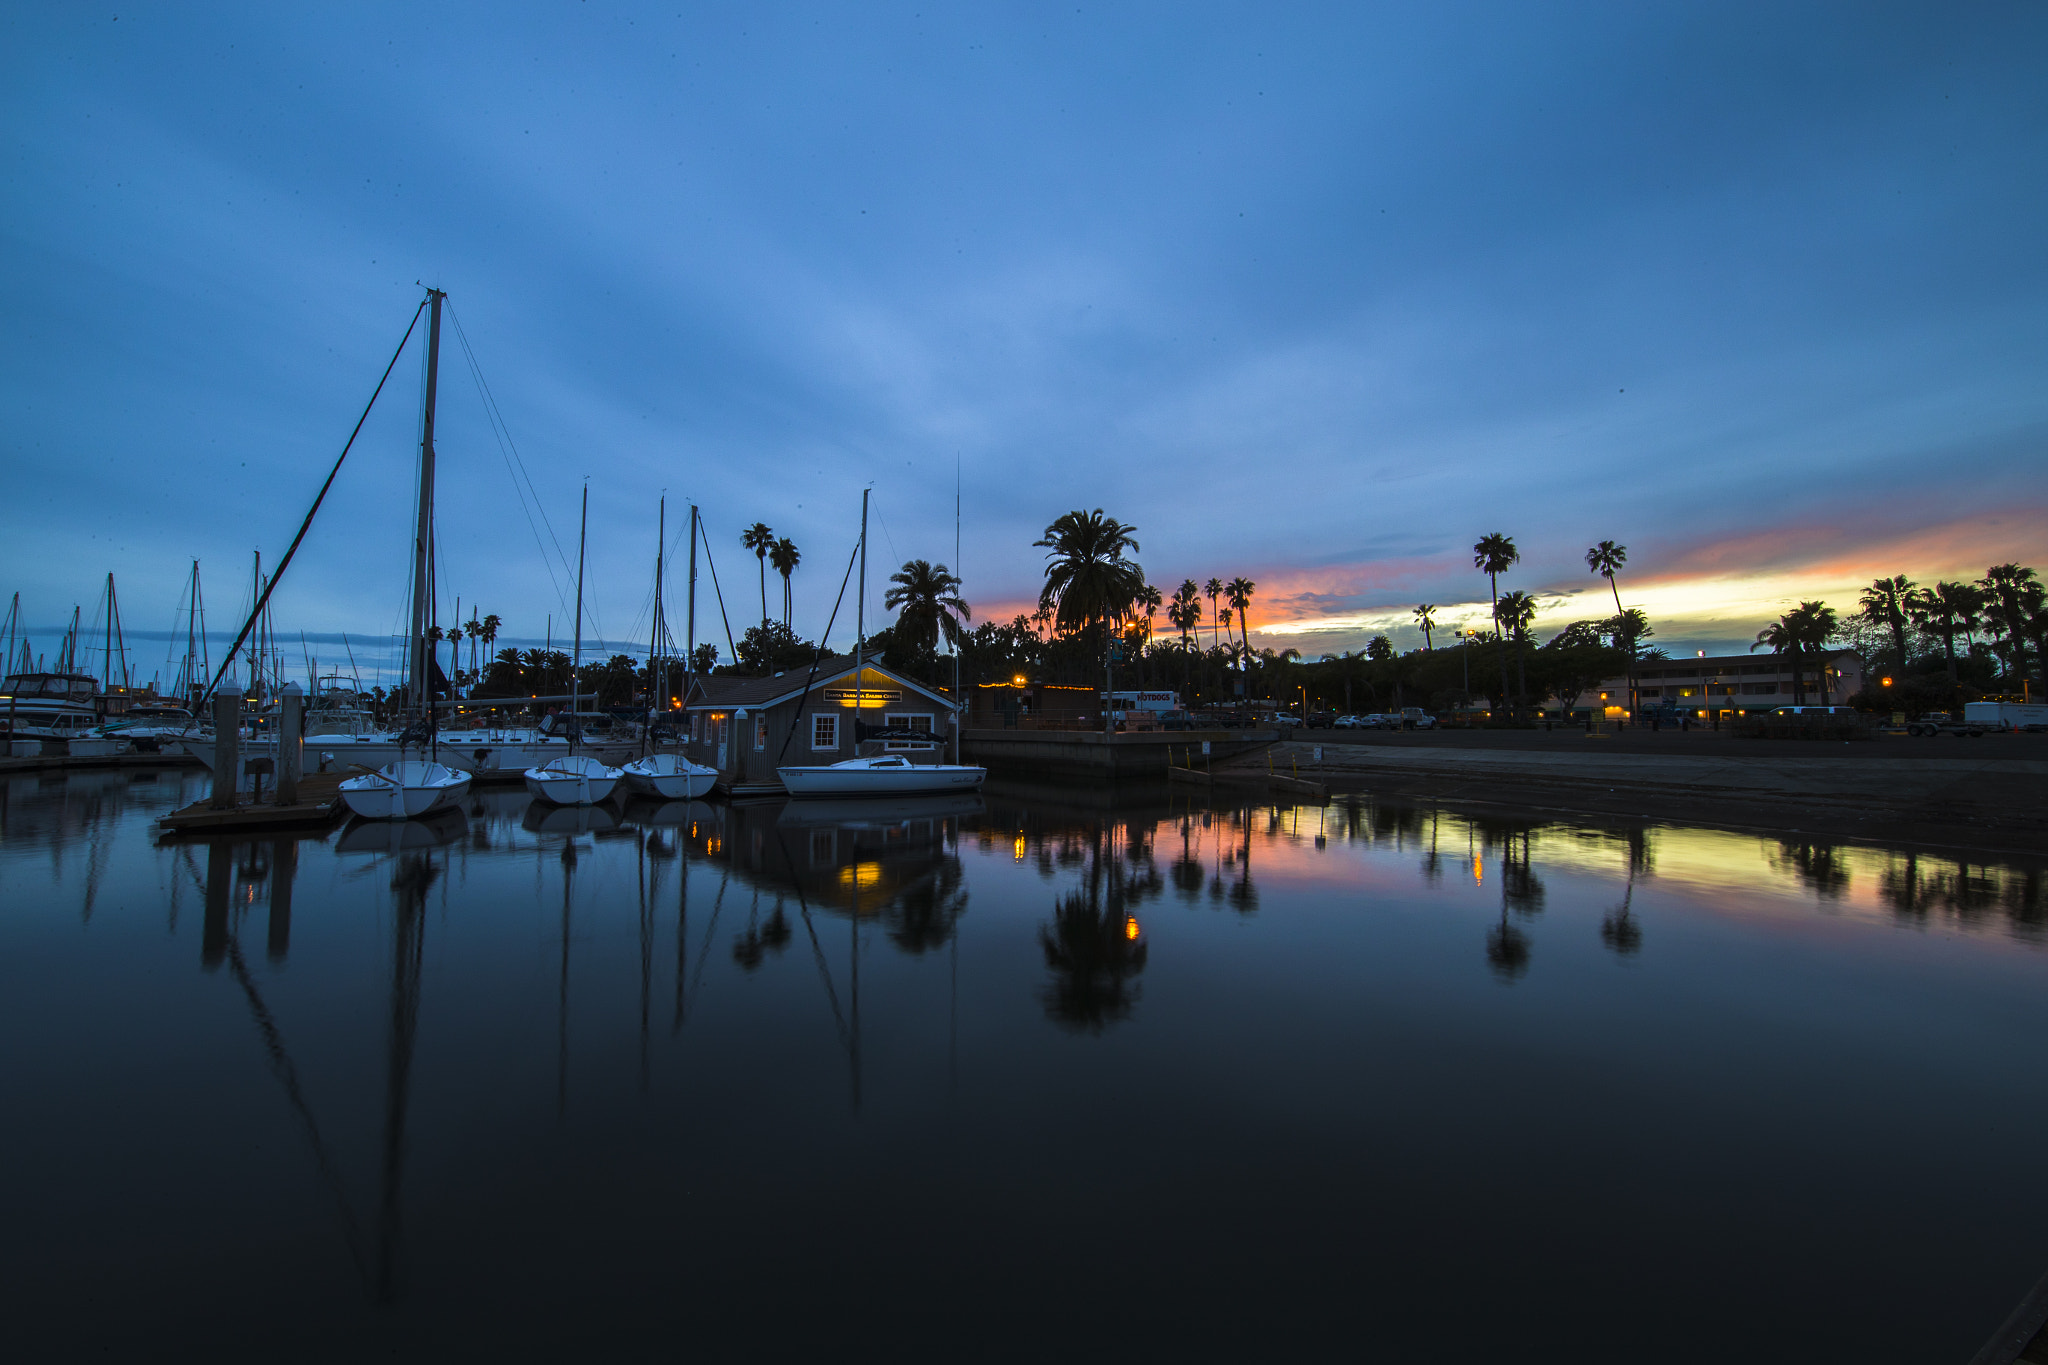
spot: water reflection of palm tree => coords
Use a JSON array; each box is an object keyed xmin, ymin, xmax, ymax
[
  {"xmin": 1171, "ymin": 814, "xmax": 1204, "ymax": 901},
  {"xmin": 1601, "ymin": 827, "xmax": 1649, "ymax": 954},
  {"xmin": 1486, "ymin": 907, "xmax": 1531, "ymax": 980},
  {"xmin": 1039, "ymin": 825, "xmax": 1151, "ymax": 1032},
  {"xmin": 887, "ymin": 864, "xmax": 967, "ymax": 953},
  {"xmin": 1771, "ymin": 840, "xmax": 1850, "ymax": 899}
]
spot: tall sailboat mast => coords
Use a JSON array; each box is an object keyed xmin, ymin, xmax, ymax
[
  {"xmin": 686, "ymin": 503, "xmax": 699, "ymax": 693},
  {"xmin": 407, "ymin": 288, "xmax": 446, "ymax": 727},
  {"xmin": 651, "ymin": 496, "xmax": 667, "ymax": 717},
  {"xmin": 854, "ymin": 488, "xmax": 868, "ymax": 716},
  {"xmin": 570, "ymin": 482, "xmax": 588, "ymax": 752}
]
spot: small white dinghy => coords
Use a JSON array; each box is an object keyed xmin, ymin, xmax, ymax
[
  {"xmin": 620, "ymin": 753, "xmax": 718, "ymax": 800},
  {"xmin": 777, "ymin": 753, "xmax": 986, "ymax": 797},
  {"xmin": 339, "ymin": 759, "xmax": 472, "ymax": 821},
  {"xmin": 523, "ymin": 754, "xmax": 623, "ymax": 806}
]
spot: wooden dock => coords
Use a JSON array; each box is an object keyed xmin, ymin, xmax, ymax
[{"xmin": 158, "ymin": 772, "xmax": 347, "ymax": 835}]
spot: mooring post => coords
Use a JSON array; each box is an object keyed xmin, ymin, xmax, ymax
[
  {"xmin": 278, "ymin": 682, "xmax": 303, "ymax": 806},
  {"xmin": 211, "ymin": 682, "xmax": 243, "ymax": 810},
  {"xmin": 201, "ymin": 840, "xmax": 230, "ymax": 969}
]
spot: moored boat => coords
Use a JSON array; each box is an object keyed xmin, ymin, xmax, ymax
[
  {"xmin": 339, "ymin": 759, "xmax": 472, "ymax": 820},
  {"xmin": 524, "ymin": 754, "xmax": 623, "ymax": 806},
  {"xmin": 620, "ymin": 753, "xmax": 718, "ymax": 799},
  {"xmin": 777, "ymin": 753, "xmax": 985, "ymax": 797}
]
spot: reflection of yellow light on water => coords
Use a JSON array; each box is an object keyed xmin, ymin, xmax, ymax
[
  {"xmin": 837, "ymin": 861, "xmax": 884, "ymax": 890},
  {"xmin": 1472, "ymin": 856, "xmax": 1483, "ymax": 886},
  {"xmin": 705, "ymin": 837, "xmax": 723, "ymax": 856},
  {"xmin": 1124, "ymin": 916, "xmax": 1140, "ymax": 940},
  {"xmin": 1013, "ymin": 835, "xmax": 1027, "ymax": 862}
]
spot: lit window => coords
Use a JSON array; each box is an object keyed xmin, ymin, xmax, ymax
[
  {"xmin": 754, "ymin": 716, "xmax": 767, "ymax": 750},
  {"xmin": 811, "ymin": 712, "xmax": 838, "ymax": 750}
]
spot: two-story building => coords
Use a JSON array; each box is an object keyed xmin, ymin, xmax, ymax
[{"xmin": 1554, "ymin": 649, "xmax": 1866, "ymax": 720}]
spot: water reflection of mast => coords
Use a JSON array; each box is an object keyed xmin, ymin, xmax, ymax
[
  {"xmin": 558, "ymin": 839, "xmax": 575, "ymax": 1116},
  {"xmin": 377, "ymin": 851, "xmax": 431, "ymax": 1302}
]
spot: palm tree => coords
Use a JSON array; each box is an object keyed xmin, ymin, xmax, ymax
[
  {"xmin": 1909, "ymin": 581, "xmax": 1975, "ymax": 682},
  {"xmin": 1790, "ymin": 600, "xmax": 1841, "ymax": 701},
  {"xmin": 884, "ymin": 559, "xmax": 971, "ymax": 660},
  {"xmin": 1979, "ymin": 564, "xmax": 2042, "ymax": 683},
  {"xmin": 1585, "ymin": 540, "xmax": 1631, "ymax": 714},
  {"xmin": 1169, "ymin": 581, "xmax": 1200, "ymax": 651},
  {"xmin": 1168, "ymin": 581, "xmax": 1200, "ymax": 698},
  {"xmin": 1858, "ymin": 576, "xmax": 1916, "ymax": 672},
  {"xmin": 769, "ymin": 537, "xmax": 801, "ymax": 628},
  {"xmin": 1497, "ymin": 589, "xmax": 1537, "ymax": 716},
  {"xmin": 1752, "ymin": 618, "xmax": 1799, "ymax": 703},
  {"xmin": 741, "ymin": 522, "xmax": 775, "ymax": 631},
  {"xmin": 1204, "ymin": 578, "xmax": 1224, "ymax": 652},
  {"xmin": 1754, "ymin": 601, "xmax": 1837, "ymax": 705},
  {"xmin": 1034, "ymin": 509, "xmax": 1144, "ymax": 639},
  {"xmin": 1413, "ymin": 603, "xmax": 1437, "ymax": 651},
  {"xmin": 445, "ymin": 622, "xmax": 465, "ymax": 689},
  {"xmin": 1136, "ymin": 583, "xmax": 1163, "ymax": 648},
  {"xmin": 1225, "ymin": 577, "xmax": 1256, "ymax": 673},
  {"xmin": 1474, "ymin": 534, "xmax": 1519, "ymax": 711}
]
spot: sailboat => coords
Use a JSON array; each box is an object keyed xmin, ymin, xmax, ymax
[
  {"xmin": 620, "ymin": 497, "xmax": 716, "ymax": 800},
  {"xmin": 339, "ymin": 288, "xmax": 472, "ymax": 821},
  {"xmin": 524, "ymin": 484, "xmax": 624, "ymax": 806}
]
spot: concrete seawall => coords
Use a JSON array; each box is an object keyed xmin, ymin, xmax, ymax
[
  {"xmin": 1234, "ymin": 736, "xmax": 2048, "ymax": 857},
  {"xmin": 962, "ymin": 728, "xmax": 1272, "ymax": 779}
]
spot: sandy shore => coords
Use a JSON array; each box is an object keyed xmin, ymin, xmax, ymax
[{"xmin": 1233, "ymin": 730, "xmax": 2048, "ymax": 858}]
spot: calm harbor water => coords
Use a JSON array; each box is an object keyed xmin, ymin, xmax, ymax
[{"xmin": 4, "ymin": 769, "xmax": 2046, "ymax": 1361}]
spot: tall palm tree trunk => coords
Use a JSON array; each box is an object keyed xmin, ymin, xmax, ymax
[{"xmin": 1489, "ymin": 575, "xmax": 1511, "ymax": 717}]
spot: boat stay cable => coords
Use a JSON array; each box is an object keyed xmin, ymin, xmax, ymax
[
  {"xmin": 772, "ymin": 534, "xmax": 861, "ymax": 767},
  {"xmin": 694, "ymin": 516, "xmax": 739, "ymax": 667},
  {"xmin": 443, "ymin": 300, "xmax": 575, "ymax": 622},
  {"xmin": 195, "ymin": 298, "xmax": 429, "ymax": 714}
]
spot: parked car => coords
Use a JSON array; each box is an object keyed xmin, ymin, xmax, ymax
[
  {"xmin": 1270, "ymin": 713, "xmax": 1304, "ymax": 728},
  {"xmin": 1905, "ymin": 710, "xmax": 1986, "ymax": 738},
  {"xmin": 1333, "ymin": 714, "xmax": 1361, "ymax": 729},
  {"xmin": 1305, "ymin": 710, "xmax": 1337, "ymax": 729},
  {"xmin": 1395, "ymin": 707, "xmax": 1436, "ymax": 730}
]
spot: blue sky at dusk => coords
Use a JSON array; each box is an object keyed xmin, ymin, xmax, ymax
[{"xmin": 4, "ymin": 1, "xmax": 2045, "ymax": 680}]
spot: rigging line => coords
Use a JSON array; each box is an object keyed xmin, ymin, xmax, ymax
[
  {"xmin": 773, "ymin": 830, "xmax": 852, "ymax": 1054},
  {"xmin": 696, "ymin": 517, "xmax": 738, "ymax": 666},
  {"xmin": 196, "ymin": 298, "xmax": 427, "ymax": 713},
  {"xmin": 224, "ymin": 936, "xmax": 372, "ymax": 1288},
  {"xmin": 681, "ymin": 868, "xmax": 730, "ymax": 1020},
  {"xmin": 443, "ymin": 302, "xmax": 575, "ymax": 614},
  {"xmin": 773, "ymin": 534, "xmax": 861, "ymax": 766}
]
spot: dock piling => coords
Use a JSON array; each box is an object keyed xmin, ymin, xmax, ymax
[
  {"xmin": 210, "ymin": 683, "xmax": 243, "ymax": 810},
  {"xmin": 278, "ymin": 682, "xmax": 303, "ymax": 806}
]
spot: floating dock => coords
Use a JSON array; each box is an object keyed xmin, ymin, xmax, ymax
[{"xmin": 158, "ymin": 772, "xmax": 347, "ymax": 835}]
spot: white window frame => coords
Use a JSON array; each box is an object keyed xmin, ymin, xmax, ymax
[
  {"xmin": 753, "ymin": 715, "xmax": 767, "ymax": 750},
  {"xmin": 811, "ymin": 711, "xmax": 838, "ymax": 751},
  {"xmin": 883, "ymin": 711, "xmax": 936, "ymax": 750}
]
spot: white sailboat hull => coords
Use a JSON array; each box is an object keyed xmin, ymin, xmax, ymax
[
  {"xmin": 777, "ymin": 757, "xmax": 986, "ymax": 797},
  {"xmin": 338, "ymin": 761, "xmax": 472, "ymax": 820},
  {"xmin": 523, "ymin": 756, "xmax": 623, "ymax": 806},
  {"xmin": 620, "ymin": 754, "xmax": 718, "ymax": 800}
]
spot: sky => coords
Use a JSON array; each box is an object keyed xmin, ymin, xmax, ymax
[{"xmin": 4, "ymin": 1, "xmax": 2046, "ymax": 685}]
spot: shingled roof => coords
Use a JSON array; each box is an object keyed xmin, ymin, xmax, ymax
[{"xmin": 684, "ymin": 655, "xmax": 956, "ymax": 712}]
